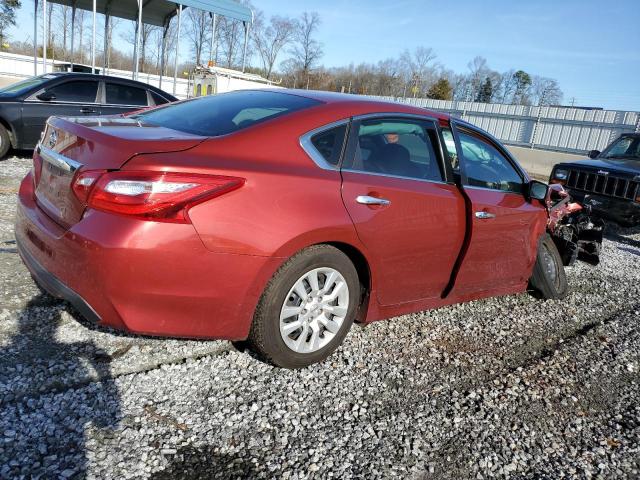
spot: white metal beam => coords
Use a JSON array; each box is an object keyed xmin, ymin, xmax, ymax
[
  {"xmin": 173, "ymin": 4, "xmax": 182, "ymax": 95},
  {"xmin": 133, "ymin": 0, "xmax": 142, "ymax": 79},
  {"xmin": 70, "ymin": 2, "xmax": 76, "ymax": 70},
  {"xmin": 33, "ymin": 0, "xmax": 38, "ymax": 75},
  {"xmin": 42, "ymin": 0, "xmax": 47, "ymax": 73},
  {"xmin": 91, "ymin": 0, "xmax": 96, "ymax": 73}
]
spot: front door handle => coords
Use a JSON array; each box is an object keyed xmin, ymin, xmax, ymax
[
  {"xmin": 80, "ymin": 107, "xmax": 97, "ymax": 114},
  {"xmin": 356, "ymin": 195, "xmax": 391, "ymax": 206},
  {"xmin": 475, "ymin": 211, "xmax": 496, "ymax": 220}
]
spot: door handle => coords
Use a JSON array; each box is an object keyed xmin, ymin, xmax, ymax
[
  {"xmin": 356, "ymin": 195, "xmax": 391, "ymax": 206},
  {"xmin": 475, "ymin": 211, "xmax": 496, "ymax": 220},
  {"xmin": 80, "ymin": 107, "xmax": 97, "ymax": 114}
]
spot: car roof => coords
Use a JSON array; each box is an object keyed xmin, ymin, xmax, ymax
[
  {"xmin": 44, "ymin": 72, "xmax": 177, "ymax": 99},
  {"xmin": 248, "ymin": 88, "xmax": 451, "ymax": 122}
]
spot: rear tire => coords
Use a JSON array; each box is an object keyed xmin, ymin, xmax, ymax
[
  {"xmin": 529, "ymin": 234, "xmax": 568, "ymax": 299},
  {"xmin": 247, "ymin": 245, "xmax": 360, "ymax": 368},
  {"xmin": 0, "ymin": 124, "xmax": 10, "ymax": 159}
]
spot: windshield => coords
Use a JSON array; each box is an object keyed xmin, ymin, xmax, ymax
[
  {"xmin": 601, "ymin": 135, "xmax": 640, "ymax": 160},
  {"xmin": 0, "ymin": 74, "xmax": 58, "ymax": 95},
  {"xmin": 132, "ymin": 90, "xmax": 322, "ymax": 137}
]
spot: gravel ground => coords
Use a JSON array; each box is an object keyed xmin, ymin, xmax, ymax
[{"xmin": 0, "ymin": 155, "xmax": 639, "ymax": 479}]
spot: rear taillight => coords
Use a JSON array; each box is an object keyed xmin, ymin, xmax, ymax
[
  {"xmin": 85, "ymin": 171, "xmax": 244, "ymax": 223},
  {"xmin": 72, "ymin": 170, "xmax": 105, "ymax": 204}
]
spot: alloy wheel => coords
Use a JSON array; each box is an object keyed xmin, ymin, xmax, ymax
[{"xmin": 279, "ymin": 267, "xmax": 350, "ymax": 354}]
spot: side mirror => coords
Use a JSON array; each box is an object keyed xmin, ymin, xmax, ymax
[
  {"xmin": 588, "ymin": 149, "xmax": 600, "ymax": 159},
  {"xmin": 528, "ymin": 180, "xmax": 548, "ymax": 202},
  {"xmin": 36, "ymin": 91, "xmax": 56, "ymax": 101}
]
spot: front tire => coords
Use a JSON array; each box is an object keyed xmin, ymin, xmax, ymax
[
  {"xmin": 529, "ymin": 234, "xmax": 568, "ymax": 299},
  {"xmin": 247, "ymin": 245, "xmax": 360, "ymax": 368}
]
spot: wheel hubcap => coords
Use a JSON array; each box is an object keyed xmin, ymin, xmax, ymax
[{"xmin": 279, "ymin": 267, "xmax": 349, "ymax": 354}]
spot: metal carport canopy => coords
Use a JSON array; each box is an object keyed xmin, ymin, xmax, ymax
[
  {"xmin": 47, "ymin": 0, "xmax": 253, "ymax": 26},
  {"xmin": 36, "ymin": 0, "xmax": 253, "ymax": 94}
]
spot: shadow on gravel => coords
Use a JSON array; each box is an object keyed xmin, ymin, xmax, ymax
[
  {"xmin": 0, "ymin": 293, "xmax": 121, "ymax": 478},
  {"xmin": 151, "ymin": 445, "xmax": 258, "ymax": 480},
  {"xmin": 604, "ymin": 224, "xmax": 640, "ymax": 248}
]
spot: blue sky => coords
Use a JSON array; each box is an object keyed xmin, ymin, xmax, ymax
[{"xmin": 9, "ymin": 0, "xmax": 640, "ymax": 111}]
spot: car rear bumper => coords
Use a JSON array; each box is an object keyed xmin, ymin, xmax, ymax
[
  {"xmin": 565, "ymin": 189, "xmax": 640, "ymax": 226},
  {"xmin": 15, "ymin": 172, "xmax": 283, "ymax": 340},
  {"xmin": 17, "ymin": 235, "xmax": 101, "ymax": 324}
]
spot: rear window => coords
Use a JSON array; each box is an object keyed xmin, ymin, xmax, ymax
[
  {"xmin": 133, "ymin": 90, "xmax": 322, "ymax": 136},
  {"xmin": 106, "ymin": 83, "xmax": 148, "ymax": 106}
]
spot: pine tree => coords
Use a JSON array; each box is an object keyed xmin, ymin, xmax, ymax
[
  {"xmin": 426, "ymin": 78, "xmax": 452, "ymax": 100},
  {"xmin": 476, "ymin": 77, "xmax": 493, "ymax": 103}
]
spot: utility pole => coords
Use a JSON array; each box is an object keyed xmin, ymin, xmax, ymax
[
  {"xmin": 461, "ymin": 86, "xmax": 471, "ymax": 120},
  {"xmin": 530, "ymin": 87, "xmax": 548, "ymax": 149}
]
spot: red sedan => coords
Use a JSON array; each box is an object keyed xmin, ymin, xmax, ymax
[{"xmin": 16, "ymin": 90, "xmax": 576, "ymax": 368}]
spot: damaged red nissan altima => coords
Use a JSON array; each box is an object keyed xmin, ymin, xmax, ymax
[{"xmin": 15, "ymin": 90, "xmax": 602, "ymax": 368}]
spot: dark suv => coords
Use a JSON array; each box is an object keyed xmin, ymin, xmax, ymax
[
  {"xmin": 549, "ymin": 133, "xmax": 640, "ymax": 226},
  {"xmin": 0, "ymin": 72, "xmax": 177, "ymax": 158}
]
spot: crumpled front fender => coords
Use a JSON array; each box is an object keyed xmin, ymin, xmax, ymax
[{"xmin": 545, "ymin": 184, "xmax": 604, "ymax": 266}]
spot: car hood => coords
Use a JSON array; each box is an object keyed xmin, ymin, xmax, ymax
[{"xmin": 556, "ymin": 157, "xmax": 640, "ymax": 176}]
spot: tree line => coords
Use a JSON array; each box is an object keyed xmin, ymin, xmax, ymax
[{"xmin": 1, "ymin": 1, "xmax": 563, "ymax": 106}]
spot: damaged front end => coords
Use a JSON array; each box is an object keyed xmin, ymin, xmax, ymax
[{"xmin": 546, "ymin": 184, "xmax": 604, "ymax": 266}]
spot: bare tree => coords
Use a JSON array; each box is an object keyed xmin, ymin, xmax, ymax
[
  {"xmin": 399, "ymin": 47, "xmax": 437, "ymax": 97},
  {"xmin": 466, "ymin": 56, "xmax": 489, "ymax": 100},
  {"xmin": 252, "ymin": 13, "xmax": 294, "ymax": 80},
  {"xmin": 155, "ymin": 20, "xmax": 177, "ymax": 75},
  {"xmin": 289, "ymin": 11, "xmax": 323, "ymax": 87},
  {"xmin": 218, "ymin": 16, "xmax": 242, "ymax": 68},
  {"xmin": 123, "ymin": 21, "xmax": 157, "ymax": 72},
  {"xmin": 58, "ymin": 4, "xmax": 70, "ymax": 57},
  {"xmin": 531, "ymin": 76, "xmax": 563, "ymax": 106},
  {"xmin": 104, "ymin": 16, "xmax": 121, "ymax": 69},
  {"xmin": 46, "ymin": 2, "xmax": 53, "ymax": 49},
  {"xmin": 75, "ymin": 8, "xmax": 86, "ymax": 64},
  {"xmin": 186, "ymin": 8, "xmax": 209, "ymax": 66}
]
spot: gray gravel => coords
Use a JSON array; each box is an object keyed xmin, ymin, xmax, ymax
[{"xmin": 1, "ymin": 155, "xmax": 639, "ymax": 479}]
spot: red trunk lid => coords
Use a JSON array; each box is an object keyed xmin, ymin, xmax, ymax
[{"xmin": 34, "ymin": 116, "xmax": 206, "ymax": 229}]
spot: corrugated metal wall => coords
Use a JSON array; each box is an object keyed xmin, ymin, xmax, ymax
[{"xmin": 374, "ymin": 96, "xmax": 640, "ymax": 154}]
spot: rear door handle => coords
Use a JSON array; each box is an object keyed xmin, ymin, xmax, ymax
[
  {"xmin": 356, "ymin": 195, "xmax": 391, "ymax": 206},
  {"xmin": 80, "ymin": 107, "xmax": 97, "ymax": 114},
  {"xmin": 475, "ymin": 211, "xmax": 496, "ymax": 219}
]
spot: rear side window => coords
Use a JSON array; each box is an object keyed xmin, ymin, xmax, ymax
[
  {"xmin": 46, "ymin": 80, "xmax": 99, "ymax": 103},
  {"xmin": 150, "ymin": 91, "xmax": 170, "ymax": 106},
  {"xmin": 310, "ymin": 124, "xmax": 348, "ymax": 166},
  {"xmin": 344, "ymin": 118, "xmax": 444, "ymax": 181},
  {"xmin": 133, "ymin": 90, "xmax": 322, "ymax": 137},
  {"xmin": 105, "ymin": 83, "xmax": 148, "ymax": 106}
]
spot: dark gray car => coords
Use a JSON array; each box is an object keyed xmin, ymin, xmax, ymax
[{"xmin": 0, "ymin": 72, "xmax": 177, "ymax": 158}]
